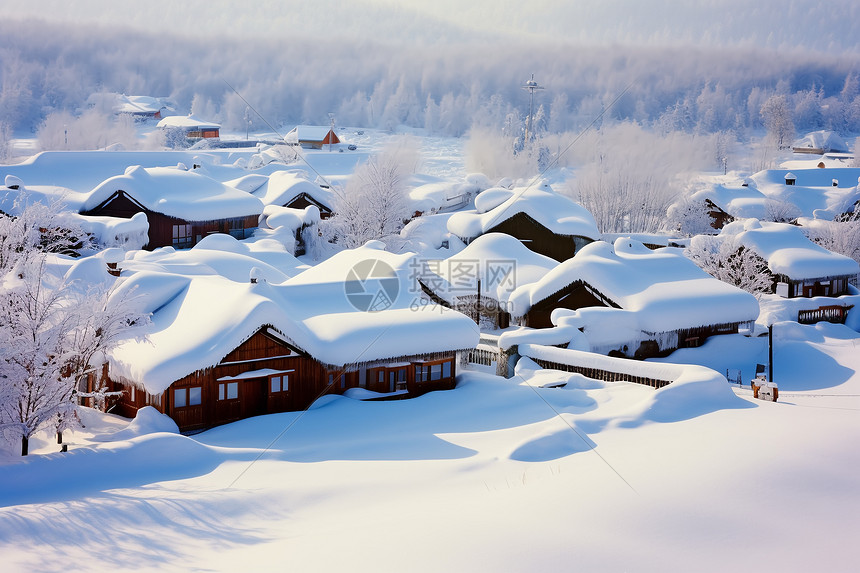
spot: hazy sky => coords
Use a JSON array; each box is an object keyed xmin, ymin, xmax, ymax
[{"xmin": 3, "ymin": 0, "xmax": 858, "ymax": 53}]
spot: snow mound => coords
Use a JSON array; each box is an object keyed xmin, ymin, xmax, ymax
[{"xmin": 91, "ymin": 406, "xmax": 179, "ymax": 442}]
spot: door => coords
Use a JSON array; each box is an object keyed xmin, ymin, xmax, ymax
[{"xmin": 241, "ymin": 378, "xmax": 268, "ymax": 419}]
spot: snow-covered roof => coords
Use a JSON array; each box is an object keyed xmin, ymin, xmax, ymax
[
  {"xmin": 792, "ymin": 130, "xmax": 849, "ymax": 154},
  {"xmin": 420, "ymin": 233, "xmax": 558, "ymax": 304},
  {"xmin": 691, "ymin": 169, "xmax": 860, "ymax": 221},
  {"xmin": 157, "ymin": 115, "xmax": 220, "ymax": 130},
  {"xmin": 115, "ymin": 95, "xmax": 168, "ymax": 115},
  {"xmin": 508, "ymin": 238, "xmax": 760, "ymax": 332},
  {"xmin": 119, "ymin": 232, "xmax": 307, "ymax": 284},
  {"xmin": 447, "ymin": 184, "xmax": 600, "ymax": 241},
  {"xmin": 258, "ymin": 205, "xmax": 320, "ymax": 234},
  {"xmin": 83, "ymin": 165, "xmax": 264, "ymax": 220},
  {"xmin": 730, "ymin": 219, "xmax": 860, "ymax": 280},
  {"xmin": 249, "ymin": 169, "xmax": 335, "ymax": 209},
  {"xmin": 109, "ymin": 242, "xmax": 479, "ymax": 393},
  {"xmin": 284, "ymin": 125, "xmax": 338, "ymax": 144}
]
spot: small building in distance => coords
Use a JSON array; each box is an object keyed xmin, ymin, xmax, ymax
[
  {"xmin": 157, "ymin": 114, "xmax": 221, "ymax": 142},
  {"xmin": 284, "ymin": 125, "xmax": 341, "ymax": 149}
]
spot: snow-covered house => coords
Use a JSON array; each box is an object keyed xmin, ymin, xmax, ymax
[
  {"xmin": 245, "ymin": 169, "xmax": 335, "ymax": 218},
  {"xmin": 157, "ymin": 114, "xmax": 220, "ymax": 140},
  {"xmin": 81, "ymin": 165, "xmax": 264, "ymax": 250},
  {"xmin": 506, "ymin": 238, "xmax": 760, "ymax": 358},
  {"xmin": 731, "ymin": 219, "xmax": 859, "ymax": 298},
  {"xmin": 284, "ymin": 125, "xmax": 340, "ymax": 149},
  {"xmin": 418, "ymin": 233, "xmax": 558, "ymax": 329},
  {"xmin": 791, "ymin": 130, "xmax": 850, "ymax": 155},
  {"xmin": 447, "ymin": 184, "xmax": 600, "ymax": 262},
  {"xmin": 107, "ymin": 242, "xmax": 479, "ymax": 432}
]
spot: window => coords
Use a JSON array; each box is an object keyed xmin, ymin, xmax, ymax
[
  {"xmin": 218, "ymin": 382, "xmax": 238, "ymax": 400},
  {"xmin": 443, "ymin": 361, "xmax": 451, "ymax": 378},
  {"xmin": 173, "ymin": 386, "xmax": 202, "ymax": 408},
  {"xmin": 189, "ymin": 387, "xmax": 202, "ymax": 406},
  {"xmin": 340, "ymin": 374, "xmax": 346, "ymax": 389},
  {"xmin": 431, "ymin": 363, "xmax": 442, "ymax": 381},
  {"xmin": 130, "ymin": 386, "xmax": 136, "ymax": 402},
  {"xmin": 378, "ymin": 371, "xmax": 385, "ymax": 383},
  {"xmin": 172, "ymin": 224, "xmax": 193, "ymax": 249},
  {"xmin": 328, "ymin": 373, "xmax": 334, "ymax": 386},
  {"xmin": 271, "ymin": 375, "xmax": 289, "ymax": 393}
]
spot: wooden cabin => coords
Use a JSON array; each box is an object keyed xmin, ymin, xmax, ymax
[
  {"xmin": 157, "ymin": 115, "xmax": 220, "ymax": 140},
  {"xmin": 105, "ymin": 243, "xmax": 479, "ymax": 432},
  {"xmin": 81, "ymin": 166, "xmax": 263, "ymax": 250},
  {"xmin": 110, "ymin": 326, "xmax": 459, "ymax": 432},
  {"xmin": 483, "ymin": 211, "xmax": 593, "ymax": 262},
  {"xmin": 507, "ymin": 239, "xmax": 759, "ymax": 359}
]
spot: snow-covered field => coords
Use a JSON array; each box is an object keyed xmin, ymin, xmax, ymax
[
  {"xmin": 1, "ymin": 124, "xmax": 859, "ymax": 572},
  {"xmin": 1, "ymin": 322, "xmax": 858, "ymax": 572}
]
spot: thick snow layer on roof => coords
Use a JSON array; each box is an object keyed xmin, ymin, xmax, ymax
[
  {"xmin": 73, "ymin": 212, "xmax": 149, "ymax": 250},
  {"xmin": 792, "ymin": 130, "xmax": 849, "ymax": 153},
  {"xmin": 250, "ymin": 169, "xmax": 335, "ymax": 209},
  {"xmin": 157, "ymin": 115, "xmax": 220, "ymax": 129},
  {"xmin": 0, "ymin": 183, "xmax": 88, "ymax": 213},
  {"xmin": 259, "ymin": 205, "xmax": 320, "ymax": 233},
  {"xmin": 110, "ymin": 243, "xmax": 478, "ymax": 392},
  {"xmin": 223, "ymin": 173, "xmax": 269, "ymax": 193},
  {"xmin": 0, "ymin": 150, "xmax": 263, "ymax": 194},
  {"xmin": 120, "ymin": 233, "xmax": 306, "ymax": 284},
  {"xmin": 83, "ymin": 165, "xmax": 264, "ymax": 220},
  {"xmin": 509, "ymin": 238, "xmax": 759, "ymax": 332},
  {"xmin": 730, "ymin": 219, "xmax": 860, "ymax": 280},
  {"xmin": 447, "ymin": 184, "xmax": 600, "ymax": 240},
  {"xmin": 421, "ymin": 233, "xmax": 558, "ymax": 303},
  {"xmin": 746, "ymin": 167, "xmax": 860, "ymax": 219}
]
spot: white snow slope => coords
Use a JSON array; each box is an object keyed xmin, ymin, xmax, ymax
[{"xmin": 1, "ymin": 322, "xmax": 858, "ymax": 572}]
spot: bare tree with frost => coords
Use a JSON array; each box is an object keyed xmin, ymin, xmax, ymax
[
  {"xmin": 686, "ymin": 234, "xmax": 772, "ymax": 295},
  {"xmin": 324, "ymin": 138, "xmax": 417, "ymax": 249},
  {"xmin": 0, "ymin": 195, "xmax": 147, "ymax": 455}
]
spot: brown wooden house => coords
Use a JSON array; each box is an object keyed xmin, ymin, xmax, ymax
[
  {"xmin": 81, "ymin": 166, "xmax": 263, "ymax": 250},
  {"xmin": 106, "ymin": 245, "xmax": 479, "ymax": 432},
  {"xmin": 111, "ymin": 325, "xmax": 461, "ymax": 432},
  {"xmin": 507, "ymin": 239, "xmax": 760, "ymax": 358}
]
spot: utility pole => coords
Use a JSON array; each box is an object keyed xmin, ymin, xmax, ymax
[
  {"xmin": 328, "ymin": 113, "xmax": 335, "ymax": 152},
  {"xmin": 522, "ymin": 74, "xmax": 544, "ymax": 144}
]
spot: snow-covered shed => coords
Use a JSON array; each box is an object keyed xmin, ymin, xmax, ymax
[
  {"xmin": 284, "ymin": 125, "xmax": 340, "ymax": 149},
  {"xmin": 506, "ymin": 238, "xmax": 760, "ymax": 358},
  {"xmin": 81, "ymin": 165, "xmax": 264, "ymax": 250},
  {"xmin": 418, "ymin": 233, "xmax": 558, "ymax": 329},
  {"xmin": 730, "ymin": 219, "xmax": 859, "ymax": 298},
  {"xmin": 447, "ymin": 184, "xmax": 600, "ymax": 262},
  {"xmin": 157, "ymin": 114, "xmax": 220, "ymax": 139},
  {"xmin": 107, "ymin": 242, "xmax": 479, "ymax": 431}
]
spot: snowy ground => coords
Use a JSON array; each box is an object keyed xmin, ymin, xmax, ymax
[{"xmin": 1, "ymin": 323, "xmax": 858, "ymax": 572}]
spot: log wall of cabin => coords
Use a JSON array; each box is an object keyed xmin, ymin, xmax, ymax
[{"xmin": 110, "ymin": 328, "xmax": 458, "ymax": 432}]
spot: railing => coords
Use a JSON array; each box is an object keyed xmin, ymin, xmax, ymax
[
  {"xmin": 797, "ymin": 304, "xmax": 853, "ymax": 325},
  {"xmin": 518, "ymin": 343, "xmax": 677, "ymax": 389}
]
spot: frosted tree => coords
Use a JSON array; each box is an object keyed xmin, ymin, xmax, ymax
[
  {"xmin": 666, "ymin": 197, "xmax": 716, "ymax": 237},
  {"xmin": 324, "ymin": 138, "xmax": 417, "ymax": 249},
  {"xmin": 760, "ymin": 94, "xmax": 794, "ymax": 149},
  {"xmin": 763, "ymin": 199, "xmax": 801, "ymax": 223},
  {"xmin": 686, "ymin": 235, "xmax": 772, "ymax": 296},
  {"xmin": 805, "ymin": 217, "xmax": 860, "ymax": 266},
  {"xmin": 0, "ymin": 195, "xmax": 147, "ymax": 455},
  {"xmin": 0, "ymin": 121, "xmax": 12, "ymax": 163}
]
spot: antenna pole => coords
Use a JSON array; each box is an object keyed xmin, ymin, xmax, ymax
[{"xmin": 522, "ymin": 74, "xmax": 544, "ymax": 144}]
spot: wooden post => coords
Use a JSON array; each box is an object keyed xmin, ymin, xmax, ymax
[{"xmin": 768, "ymin": 324, "xmax": 774, "ymax": 383}]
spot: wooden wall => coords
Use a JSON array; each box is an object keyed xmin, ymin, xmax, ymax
[{"xmin": 110, "ymin": 328, "xmax": 459, "ymax": 432}]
